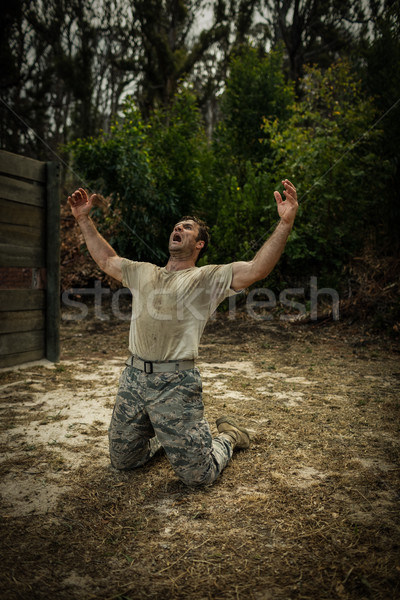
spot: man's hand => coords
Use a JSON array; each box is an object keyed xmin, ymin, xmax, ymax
[
  {"xmin": 68, "ymin": 188, "xmax": 95, "ymax": 221},
  {"xmin": 67, "ymin": 187, "xmax": 123, "ymax": 282},
  {"xmin": 274, "ymin": 179, "xmax": 298, "ymax": 226},
  {"xmin": 231, "ymin": 179, "xmax": 298, "ymax": 290}
]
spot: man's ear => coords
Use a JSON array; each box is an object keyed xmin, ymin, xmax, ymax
[{"xmin": 196, "ymin": 240, "xmax": 205, "ymax": 250}]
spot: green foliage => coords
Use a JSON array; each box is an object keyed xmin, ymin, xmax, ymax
[
  {"xmin": 360, "ymin": 3, "xmax": 400, "ymax": 250},
  {"xmin": 67, "ymin": 52, "xmax": 392, "ymax": 296},
  {"xmin": 260, "ymin": 60, "xmax": 388, "ymax": 284},
  {"xmin": 204, "ymin": 45, "xmax": 295, "ymax": 280},
  {"xmin": 67, "ymin": 89, "xmax": 215, "ymax": 263},
  {"xmin": 204, "ymin": 163, "xmax": 277, "ymax": 269},
  {"xmin": 215, "ymin": 45, "xmax": 295, "ymax": 177},
  {"xmin": 68, "ymin": 102, "xmax": 166, "ymax": 262},
  {"xmin": 208, "ymin": 58, "xmax": 388, "ymax": 288},
  {"xmin": 147, "ymin": 88, "xmax": 216, "ymax": 221}
]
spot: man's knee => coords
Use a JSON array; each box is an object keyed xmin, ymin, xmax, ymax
[
  {"xmin": 109, "ymin": 449, "xmax": 153, "ymax": 471},
  {"xmin": 109, "ymin": 446, "xmax": 143, "ymax": 471},
  {"xmin": 109, "ymin": 432, "xmax": 162, "ymax": 471},
  {"xmin": 109, "ymin": 433, "xmax": 145, "ymax": 470},
  {"xmin": 174, "ymin": 462, "xmax": 218, "ymax": 487}
]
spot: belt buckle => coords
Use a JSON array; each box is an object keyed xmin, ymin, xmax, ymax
[{"xmin": 144, "ymin": 361, "xmax": 153, "ymax": 374}]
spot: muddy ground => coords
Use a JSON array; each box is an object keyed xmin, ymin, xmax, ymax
[{"xmin": 0, "ymin": 308, "xmax": 399, "ymax": 600}]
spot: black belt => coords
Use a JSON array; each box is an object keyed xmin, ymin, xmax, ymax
[{"xmin": 125, "ymin": 355, "xmax": 195, "ymax": 374}]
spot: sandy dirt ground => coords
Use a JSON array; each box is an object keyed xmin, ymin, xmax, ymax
[{"xmin": 0, "ymin": 310, "xmax": 399, "ymax": 599}]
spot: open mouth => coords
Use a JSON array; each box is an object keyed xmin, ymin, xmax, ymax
[{"xmin": 172, "ymin": 233, "xmax": 182, "ymax": 242}]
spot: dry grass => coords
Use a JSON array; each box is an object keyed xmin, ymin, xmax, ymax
[{"xmin": 0, "ymin": 312, "xmax": 399, "ymax": 599}]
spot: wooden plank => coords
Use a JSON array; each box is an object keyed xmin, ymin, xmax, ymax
[
  {"xmin": 0, "ymin": 174, "xmax": 44, "ymax": 207},
  {"xmin": 0, "ymin": 310, "xmax": 45, "ymax": 334},
  {"xmin": 0, "ymin": 222, "xmax": 44, "ymax": 267},
  {"xmin": 0, "ymin": 289, "xmax": 45, "ymax": 311},
  {"xmin": 0, "ymin": 244, "xmax": 44, "ymax": 268},
  {"xmin": 45, "ymin": 161, "xmax": 60, "ymax": 362},
  {"xmin": 0, "ymin": 198, "xmax": 44, "ymax": 228},
  {"xmin": 0, "ymin": 349, "xmax": 45, "ymax": 369},
  {"xmin": 0, "ymin": 222, "xmax": 43, "ymax": 244},
  {"xmin": 0, "ymin": 329, "xmax": 45, "ymax": 356},
  {"xmin": 0, "ymin": 150, "xmax": 46, "ymax": 183}
]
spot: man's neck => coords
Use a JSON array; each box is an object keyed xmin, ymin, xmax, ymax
[{"xmin": 165, "ymin": 254, "xmax": 197, "ymax": 272}]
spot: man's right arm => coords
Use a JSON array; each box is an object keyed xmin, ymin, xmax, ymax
[{"xmin": 68, "ymin": 188, "xmax": 123, "ymax": 282}]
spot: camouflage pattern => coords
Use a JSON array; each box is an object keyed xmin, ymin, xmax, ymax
[{"xmin": 108, "ymin": 366, "xmax": 233, "ymax": 486}]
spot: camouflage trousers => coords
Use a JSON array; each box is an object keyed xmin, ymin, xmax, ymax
[{"xmin": 108, "ymin": 366, "xmax": 233, "ymax": 486}]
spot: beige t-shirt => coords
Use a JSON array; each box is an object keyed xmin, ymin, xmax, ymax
[{"xmin": 121, "ymin": 259, "xmax": 235, "ymax": 361}]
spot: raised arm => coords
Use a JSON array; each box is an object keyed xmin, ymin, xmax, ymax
[
  {"xmin": 231, "ymin": 179, "xmax": 298, "ymax": 291},
  {"xmin": 68, "ymin": 188, "xmax": 123, "ymax": 282}
]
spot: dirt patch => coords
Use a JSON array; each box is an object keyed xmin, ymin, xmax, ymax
[{"xmin": 1, "ymin": 313, "xmax": 399, "ymax": 599}]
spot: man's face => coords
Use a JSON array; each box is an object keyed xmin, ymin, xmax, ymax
[{"xmin": 168, "ymin": 219, "xmax": 202, "ymax": 255}]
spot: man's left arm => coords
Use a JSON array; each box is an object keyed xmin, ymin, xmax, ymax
[{"xmin": 231, "ymin": 179, "xmax": 298, "ymax": 291}]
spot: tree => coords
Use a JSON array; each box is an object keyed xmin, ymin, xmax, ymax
[
  {"xmin": 67, "ymin": 88, "xmax": 214, "ymax": 264},
  {"xmin": 203, "ymin": 59, "xmax": 388, "ymax": 290},
  {"xmin": 215, "ymin": 44, "xmax": 294, "ymax": 172},
  {"xmin": 263, "ymin": 0, "xmax": 369, "ymax": 90},
  {"xmin": 124, "ymin": 0, "xmax": 265, "ymax": 117},
  {"xmin": 260, "ymin": 59, "xmax": 388, "ymax": 284},
  {"xmin": 0, "ymin": 0, "xmax": 135, "ymax": 158},
  {"xmin": 1, "ymin": 0, "xmax": 265, "ymax": 158},
  {"xmin": 204, "ymin": 46, "xmax": 295, "ymax": 269},
  {"xmin": 147, "ymin": 88, "xmax": 216, "ymax": 220},
  {"xmin": 200, "ymin": 45, "xmax": 294, "ymax": 270},
  {"xmin": 360, "ymin": 0, "xmax": 400, "ymax": 252}
]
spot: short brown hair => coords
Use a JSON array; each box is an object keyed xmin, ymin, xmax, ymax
[{"xmin": 179, "ymin": 215, "xmax": 210, "ymax": 260}]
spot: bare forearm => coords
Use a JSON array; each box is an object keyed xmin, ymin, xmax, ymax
[
  {"xmin": 231, "ymin": 220, "xmax": 293, "ymax": 290},
  {"xmin": 250, "ymin": 220, "xmax": 292, "ymax": 281},
  {"xmin": 76, "ymin": 215, "xmax": 117, "ymax": 271},
  {"xmin": 231, "ymin": 179, "xmax": 298, "ymax": 290}
]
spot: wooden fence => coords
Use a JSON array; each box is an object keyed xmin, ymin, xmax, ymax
[{"xmin": 0, "ymin": 150, "xmax": 60, "ymax": 368}]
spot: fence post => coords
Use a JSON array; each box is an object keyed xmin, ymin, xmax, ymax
[{"xmin": 46, "ymin": 161, "xmax": 60, "ymax": 362}]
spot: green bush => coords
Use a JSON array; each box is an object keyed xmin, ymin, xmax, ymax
[
  {"xmin": 207, "ymin": 59, "xmax": 387, "ymax": 289},
  {"xmin": 214, "ymin": 45, "xmax": 294, "ymax": 182},
  {"xmin": 67, "ymin": 56, "xmax": 389, "ymax": 295},
  {"xmin": 260, "ymin": 60, "xmax": 388, "ymax": 286},
  {"xmin": 67, "ymin": 89, "xmax": 215, "ymax": 264},
  {"xmin": 147, "ymin": 88, "xmax": 217, "ymax": 222}
]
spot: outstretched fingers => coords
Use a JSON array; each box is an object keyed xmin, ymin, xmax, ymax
[
  {"xmin": 274, "ymin": 180, "xmax": 297, "ymax": 205},
  {"xmin": 274, "ymin": 179, "xmax": 298, "ymax": 225},
  {"xmin": 68, "ymin": 188, "xmax": 89, "ymax": 208},
  {"xmin": 282, "ymin": 179, "xmax": 297, "ymax": 203}
]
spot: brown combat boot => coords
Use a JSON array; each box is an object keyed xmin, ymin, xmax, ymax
[{"xmin": 216, "ymin": 416, "xmax": 251, "ymax": 449}]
